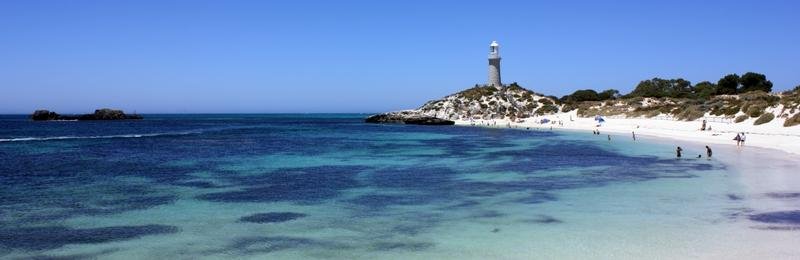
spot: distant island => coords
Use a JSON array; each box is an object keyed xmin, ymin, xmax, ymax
[{"xmin": 31, "ymin": 108, "xmax": 143, "ymax": 121}]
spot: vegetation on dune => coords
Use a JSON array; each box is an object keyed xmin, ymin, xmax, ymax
[
  {"xmin": 413, "ymin": 72, "xmax": 798, "ymax": 127},
  {"xmin": 785, "ymin": 113, "xmax": 800, "ymax": 127},
  {"xmin": 458, "ymin": 85, "xmax": 497, "ymax": 101},
  {"xmin": 553, "ymin": 71, "xmax": 798, "ymax": 126},
  {"xmin": 754, "ymin": 113, "xmax": 775, "ymax": 125},
  {"xmin": 735, "ymin": 115, "xmax": 749, "ymax": 123},
  {"xmin": 534, "ymin": 104, "xmax": 559, "ymax": 115},
  {"xmin": 559, "ymin": 72, "xmax": 774, "ymax": 102},
  {"xmin": 780, "ymin": 87, "xmax": 800, "ymax": 114}
]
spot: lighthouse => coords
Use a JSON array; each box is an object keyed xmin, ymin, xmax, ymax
[{"xmin": 488, "ymin": 40, "xmax": 502, "ymax": 88}]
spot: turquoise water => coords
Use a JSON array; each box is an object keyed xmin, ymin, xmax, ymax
[{"xmin": 1, "ymin": 114, "xmax": 797, "ymax": 259}]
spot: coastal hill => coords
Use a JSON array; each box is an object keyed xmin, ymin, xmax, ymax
[
  {"xmin": 366, "ymin": 83, "xmax": 559, "ymax": 124},
  {"xmin": 368, "ymin": 72, "xmax": 800, "ymax": 128}
]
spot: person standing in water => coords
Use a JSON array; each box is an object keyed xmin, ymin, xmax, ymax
[
  {"xmin": 607, "ymin": 135, "xmax": 611, "ymax": 141},
  {"xmin": 632, "ymin": 131, "xmax": 636, "ymax": 141},
  {"xmin": 734, "ymin": 133, "xmax": 741, "ymax": 146},
  {"xmin": 676, "ymin": 146, "xmax": 683, "ymax": 158},
  {"xmin": 706, "ymin": 146, "xmax": 712, "ymax": 159}
]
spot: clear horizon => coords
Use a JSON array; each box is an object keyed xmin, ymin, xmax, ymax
[{"xmin": 1, "ymin": 0, "xmax": 799, "ymax": 114}]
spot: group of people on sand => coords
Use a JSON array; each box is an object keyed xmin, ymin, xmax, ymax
[
  {"xmin": 676, "ymin": 145, "xmax": 713, "ymax": 159},
  {"xmin": 734, "ymin": 132, "xmax": 746, "ymax": 146}
]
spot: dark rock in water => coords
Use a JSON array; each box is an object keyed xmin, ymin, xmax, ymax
[
  {"xmin": 365, "ymin": 111, "xmax": 454, "ymax": 125},
  {"xmin": 31, "ymin": 108, "xmax": 143, "ymax": 121},
  {"xmin": 31, "ymin": 110, "xmax": 61, "ymax": 121},
  {"xmin": 365, "ymin": 113, "xmax": 406, "ymax": 124},
  {"xmin": 239, "ymin": 212, "xmax": 307, "ymax": 223},
  {"xmin": 403, "ymin": 117, "xmax": 455, "ymax": 125}
]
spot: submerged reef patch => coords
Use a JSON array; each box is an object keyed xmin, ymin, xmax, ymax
[
  {"xmin": 522, "ymin": 215, "xmax": 563, "ymax": 224},
  {"xmin": 371, "ymin": 241, "xmax": 434, "ymax": 251},
  {"xmin": 239, "ymin": 212, "xmax": 307, "ymax": 223},
  {"xmin": 765, "ymin": 192, "xmax": 800, "ymax": 199},
  {"xmin": 196, "ymin": 166, "xmax": 367, "ymax": 203},
  {"xmin": 0, "ymin": 224, "xmax": 178, "ymax": 250},
  {"xmin": 224, "ymin": 236, "xmax": 350, "ymax": 254},
  {"xmin": 749, "ymin": 211, "xmax": 800, "ymax": 225}
]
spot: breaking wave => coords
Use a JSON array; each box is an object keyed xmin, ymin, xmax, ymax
[{"xmin": 0, "ymin": 131, "xmax": 202, "ymax": 143}]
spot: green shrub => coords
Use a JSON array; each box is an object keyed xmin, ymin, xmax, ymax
[
  {"xmin": 785, "ymin": 113, "xmax": 800, "ymax": 127},
  {"xmin": 745, "ymin": 104, "xmax": 766, "ymax": 117},
  {"xmin": 780, "ymin": 89, "xmax": 800, "ymax": 112},
  {"xmin": 754, "ymin": 113, "xmax": 774, "ymax": 125},
  {"xmin": 626, "ymin": 97, "xmax": 644, "ymax": 106},
  {"xmin": 459, "ymin": 86, "xmax": 497, "ymax": 100},
  {"xmin": 561, "ymin": 103, "xmax": 577, "ymax": 112},
  {"xmin": 535, "ymin": 104, "xmax": 559, "ymax": 115},
  {"xmin": 675, "ymin": 105, "xmax": 705, "ymax": 121},
  {"xmin": 546, "ymin": 96, "xmax": 562, "ymax": 105},
  {"xmin": 735, "ymin": 115, "xmax": 749, "ymax": 123}
]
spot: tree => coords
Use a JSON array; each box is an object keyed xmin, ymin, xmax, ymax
[
  {"xmin": 598, "ymin": 89, "xmax": 620, "ymax": 100},
  {"xmin": 739, "ymin": 72, "xmax": 773, "ymax": 93},
  {"xmin": 563, "ymin": 89, "xmax": 600, "ymax": 102},
  {"xmin": 716, "ymin": 74, "xmax": 740, "ymax": 95},
  {"xmin": 670, "ymin": 78, "xmax": 693, "ymax": 98},
  {"xmin": 693, "ymin": 81, "xmax": 717, "ymax": 99},
  {"xmin": 627, "ymin": 78, "xmax": 692, "ymax": 98}
]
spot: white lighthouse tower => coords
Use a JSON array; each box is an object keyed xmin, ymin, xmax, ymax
[{"xmin": 488, "ymin": 40, "xmax": 502, "ymax": 88}]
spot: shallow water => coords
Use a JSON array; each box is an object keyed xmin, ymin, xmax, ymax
[{"xmin": 1, "ymin": 114, "xmax": 798, "ymax": 259}]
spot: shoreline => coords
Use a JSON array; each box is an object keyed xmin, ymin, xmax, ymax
[
  {"xmin": 454, "ymin": 110, "xmax": 800, "ymax": 156},
  {"xmin": 455, "ymin": 112, "xmax": 800, "ymax": 259}
]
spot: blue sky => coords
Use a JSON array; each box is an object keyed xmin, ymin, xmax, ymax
[{"xmin": 1, "ymin": 0, "xmax": 798, "ymax": 114}]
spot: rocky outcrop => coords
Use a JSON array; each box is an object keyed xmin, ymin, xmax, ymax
[
  {"xmin": 31, "ymin": 110, "xmax": 61, "ymax": 121},
  {"xmin": 365, "ymin": 111, "xmax": 454, "ymax": 125},
  {"xmin": 366, "ymin": 83, "xmax": 559, "ymax": 125},
  {"xmin": 31, "ymin": 109, "xmax": 143, "ymax": 121},
  {"xmin": 416, "ymin": 83, "xmax": 560, "ymax": 121}
]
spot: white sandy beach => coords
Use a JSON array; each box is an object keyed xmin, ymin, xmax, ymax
[{"xmin": 456, "ymin": 110, "xmax": 800, "ymax": 156}]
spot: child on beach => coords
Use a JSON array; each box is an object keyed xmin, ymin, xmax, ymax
[{"xmin": 740, "ymin": 133, "xmax": 746, "ymax": 146}]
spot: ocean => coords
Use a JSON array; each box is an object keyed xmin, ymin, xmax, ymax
[{"xmin": 1, "ymin": 114, "xmax": 798, "ymax": 259}]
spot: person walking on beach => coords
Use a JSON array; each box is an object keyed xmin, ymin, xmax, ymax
[
  {"xmin": 706, "ymin": 146, "xmax": 712, "ymax": 159},
  {"xmin": 734, "ymin": 133, "xmax": 741, "ymax": 146},
  {"xmin": 632, "ymin": 131, "xmax": 636, "ymax": 141},
  {"xmin": 740, "ymin": 132, "xmax": 746, "ymax": 146},
  {"xmin": 676, "ymin": 146, "xmax": 683, "ymax": 158},
  {"xmin": 701, "ymin": 120, "xmax": 707, "ymax": 131}
]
